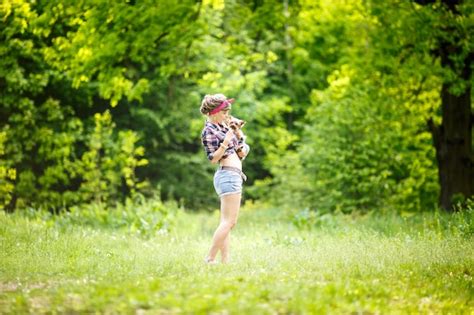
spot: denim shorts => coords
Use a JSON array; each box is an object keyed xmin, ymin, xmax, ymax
[{"xmin": 213, "ymin": 169, "xmax": 243, "ymax": 197}]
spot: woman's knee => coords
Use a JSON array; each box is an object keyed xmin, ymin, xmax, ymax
[{"xmin": 222, "ymin": 219, "xmax": 237, "ymax": 230}]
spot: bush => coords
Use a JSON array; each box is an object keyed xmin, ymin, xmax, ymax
[
  {"xmin": 16, "ymin": 193, "xmax": 181, "ymax": 238},
  {"xmin": 290, "ymin": 206, "xmax": 474, "ymax": 239},
  {"xmin": 267, "ymin": 66, "xmax": 439, "ymax": 213}
]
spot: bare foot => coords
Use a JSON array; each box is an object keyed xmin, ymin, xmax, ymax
[{"xmin": 204, "ymin": 257, "xmax": 218, "ymax": 265}]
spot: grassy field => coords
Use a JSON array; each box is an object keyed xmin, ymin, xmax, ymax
[{"xmin": 1, "ymin": 205, "xmax": 473, "ymax": 314}]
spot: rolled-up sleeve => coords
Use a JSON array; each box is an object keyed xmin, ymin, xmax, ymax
[{"xmin": 201, "ymin": 129, "xmax": 219, "ymax": 161}]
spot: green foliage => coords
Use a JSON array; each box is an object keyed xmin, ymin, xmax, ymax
[
  {"xmin": 6, "ymin": 99, "xmax": 85, "ymax": 210},
  {"xmin": 77, "ymin": 110, "xmax": 148, "ymax": 205},
  {"xmin": 17, "ymin": 193, "xmax": 180, "ymax": 238},
  {"xmin": 0, "ymin": 132, "xmax": 16, "ymax": 210},
  {"xmin": 61, "ymin": 195, "xmax": 180, "ymax": 238},
  {"xmin": 259, "ymin": 1, "xmax": 457, "ymax": 213},
  {"xmin": 1, "ymin": 0, "xmax": 472, "ymax": 212},
  {"xmin": 266, "ymin": 64, "xmax": 439, "ymax": 213},
  {"xmin": 290, "ymin": 206, "xmax": 474, "ymax": 239},
  {"xmin": 1, "ymin": 1, "xmax": 151, "ymax": 210},
  {"xmin": 1, "ymin": 0, "xmax": 197, "ymax": 210},
  {"xmin": 291, "ymin": 208, "xmax": 339, "ymax": 230},
  {"xmin": 3, "ymin": 100, "xmax": 146, "ymax": 210}
]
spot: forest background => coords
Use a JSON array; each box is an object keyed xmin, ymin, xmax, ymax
[{"xmin": 1, "ymin": 0, "xmax": 473, "ymax": 214}]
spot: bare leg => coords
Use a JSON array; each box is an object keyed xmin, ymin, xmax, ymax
[
  {"xmin": 221, "ymin": 233, "xmax": 230, "ymax": 263},
  {"xmin": 206, "ymin": 193, "xmax": 241, "ymax": 262}
]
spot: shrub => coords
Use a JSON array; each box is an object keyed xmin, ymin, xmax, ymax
[
  {"xmin": 267, "ymin": 66, "xmax": 438, "ymax": 213},
  {"xmin": 17, "ymin": 193, "xmax": 181, "ymax": 238}
]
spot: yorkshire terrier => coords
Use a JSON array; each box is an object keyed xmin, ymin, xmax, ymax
[
  {"xmin": 227, "ymin": 116, "xmax": 246, "ymax": 141},
  {"xmin": 227, "ymin": 116, "xmax": 248, "ymax": 158},
  {"xmin": 228, "ymin": 116, "xmax": 246, "ymax": 131}
]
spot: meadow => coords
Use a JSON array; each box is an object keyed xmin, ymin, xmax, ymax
[{"xmin": 1, "ymin": 204, "xmax": 473, "ymax": 314}]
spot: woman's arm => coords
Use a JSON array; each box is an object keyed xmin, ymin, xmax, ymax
[
  {"xmin": 206, "ymin": 130, "xmax": 234, "ymax": 164},
  {"xmin": 210, "ymin": 143, "xmax": 229, "ymax": 164}
]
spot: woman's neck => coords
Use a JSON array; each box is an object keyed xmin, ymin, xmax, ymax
[{"xmin": 208, "ymin": 117, "xmax": 221, "ymax": 124}]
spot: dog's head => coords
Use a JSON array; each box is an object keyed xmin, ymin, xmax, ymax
[{"xmin": 228, "ymin": 116, "xmax": 246, "ymax": 130}]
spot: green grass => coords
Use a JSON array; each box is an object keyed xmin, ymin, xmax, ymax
[{"xmin": 1, "ymin": 206, "xmax": 473, "ymax": 314}]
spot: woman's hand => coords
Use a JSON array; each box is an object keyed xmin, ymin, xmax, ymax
[
  {"xmin": 223, "ymin": 130, "xmax": 234, "ymax": 146},
  {"xmin": 237, "ymin": 143, "xmax": 250, "ymax": 160}
]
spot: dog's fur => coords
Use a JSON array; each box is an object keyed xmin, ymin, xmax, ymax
[
  {"xmin": 227, "ymin": 116, "xmax": 247, "ymax": 158},
  {"xmin": 228, "ymin": 116, "xmax": 246, "ymax": 131}
]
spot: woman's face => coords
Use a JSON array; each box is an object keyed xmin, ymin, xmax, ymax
[{"xmin": 212, "ymin": 108, "xmax": 230, "ymax": 123}]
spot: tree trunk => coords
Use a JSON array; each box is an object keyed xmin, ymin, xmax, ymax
[
  {"xmin": 429, "ymin": 47, "xmax": 472, "ymax": 211},
  {"xmin": 430, "ymin": 83, "xmax": 472, "ymax": 210},
  {"xmin": 418, "ymin": 0, "xmax": 472, "ymax": 210}
]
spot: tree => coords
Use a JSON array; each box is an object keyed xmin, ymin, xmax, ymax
[
  {"xmin": 413, "ymin": 0, "xmax": 473, "ymax": 210},
  {"xmin": 0, "ymin": 1, "xmax": 151, "ymax": 210}
]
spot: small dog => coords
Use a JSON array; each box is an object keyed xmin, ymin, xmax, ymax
[
  {"xmin": 228, "ymin": 116, "xmax": 246, "ymax": 131},
  {"xmin": 227, "ymin": 116, "xmax": 248, "ymax": 158}
]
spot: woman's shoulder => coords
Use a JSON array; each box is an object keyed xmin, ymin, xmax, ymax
[
  {"xmin": 201, "ymin": 122, "xmax": 213, "ymax": 137},
  {"xmin": 201, "ymin": 121, "xmax": 221, "ymax": 135}
]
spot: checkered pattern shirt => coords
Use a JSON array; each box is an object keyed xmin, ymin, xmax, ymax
[{"xmin": 201, "ymin": 121, "xmax": 241, "ymax": 161}]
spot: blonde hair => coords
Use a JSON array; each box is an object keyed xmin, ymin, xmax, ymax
[{"xmin": 200, "ymin": 94, "xmax": 229, "ymax": 115}]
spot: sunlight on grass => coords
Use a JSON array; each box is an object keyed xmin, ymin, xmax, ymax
[{"xmin": 1, "ymin": 208, "xmax": 473, "ymax": 314}]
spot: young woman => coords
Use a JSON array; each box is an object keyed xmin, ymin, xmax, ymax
[{"xmin": 200, "ymin": 94, "xmax": 250, "ymax": 264}]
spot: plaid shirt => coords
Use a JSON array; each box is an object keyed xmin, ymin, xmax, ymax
[{"xmin": 201, "ymin": 121, "xmax": 241, "ymax": 161}]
